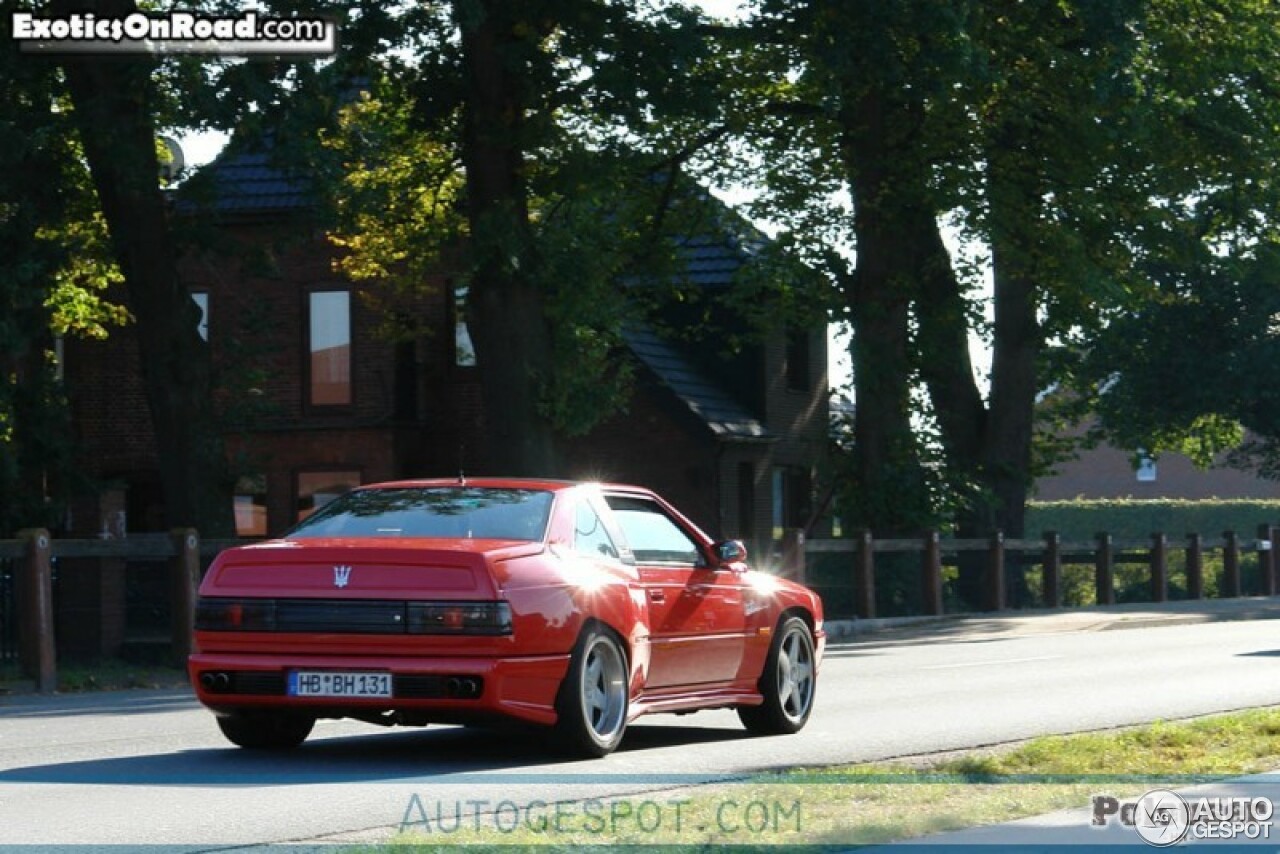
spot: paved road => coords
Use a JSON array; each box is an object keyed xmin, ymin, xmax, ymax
[{"xmin": 3, "ymin": 602, "xmax": 1280, "ymax": 847}]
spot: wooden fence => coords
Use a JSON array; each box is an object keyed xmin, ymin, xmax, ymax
[
  {"xmin": 0, "ymin": 529, "xmax": 247, "ymax": 692},
  {"xmin": 803, "ymin": 525, "xmax": 1280, "ymax": 620},
  {"xmin": 5, "ymin": 525, "xmax": 1280, "ymax": 691}
]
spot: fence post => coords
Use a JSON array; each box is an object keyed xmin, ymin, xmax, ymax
[
  {"xmin": 1095, "ymin": 532, "xmax": 1114, "ymax": 606},
  {"xmin": 1039, "ymin": 530, "xmax": 1059, "ymax": 612},
  {"xmin": 1042, "ymin": 531, "xmax": 1062, "ymax": 608},
  {"xmin": 16, "ymin": 529, "xmax": 56, "ymax": 692},
  {"xmin": 1223, "ymin": 531, "xmax": 1241, "ymax": 598},
  {"xmin": 855, "ymin": 529, "xmax": 876, "ymax": 619},
  {"xmin": 170, "ymin": 528, "xmax": 200, "ymax": 665},
  {"xmin": 921, "ymin": 530, "xmax": 943, "ymax": 616},
  {"xmin": 1150, "ymin": 533, "xmax": 1167, "ymax": 603},
  {"xmin": 1185, "ymin": 533, "xmax": 1204, "ymax": 600},
  {"xmin": 1258, "ymin": 524, "xmax": 1277, "ymax": 597},
  {"xmin": 986, "ymin": 531, "xmax": 1006, "ymax": 611}
]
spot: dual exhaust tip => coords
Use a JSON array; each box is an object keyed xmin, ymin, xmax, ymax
[
  {"xmin": 200, "ymin": 671, "xmax": 232, "ymax": 692},
  {"xmin": 445, "ymin": 676, "xmax": 482, "ymax": 699}
]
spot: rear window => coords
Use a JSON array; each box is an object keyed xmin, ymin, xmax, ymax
[{"xmin": 287, "ymin": 487, "xmax": 553, "ymax": 541}]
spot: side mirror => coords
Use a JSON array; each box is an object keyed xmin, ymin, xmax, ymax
[{"xmin": 713, "ymin": 539, "xmax": 748, "ymax": 567}]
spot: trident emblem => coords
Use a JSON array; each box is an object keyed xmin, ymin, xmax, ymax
[{"xmin": 333, "ymin": 565, "xmax": 352, "ymax": 588}]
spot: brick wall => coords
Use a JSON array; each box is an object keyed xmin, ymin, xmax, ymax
[
  {"xmin": 570, "ymin": 378, "xmax": 723, "ymax": 536},
  {"xmin": 1036, "ymin": 439, "xmax": 1280, "ymax": 500},
  {"xmin": 66, "ymin": 223, "xmax": 465, "ymax": 535},
  {"xmin": 64, "ymin": 219, "xmax": 832, "ymax": 547},
  {"xmin": 63, "ymin": 296, "xmax": 156, "ymax": 478}
]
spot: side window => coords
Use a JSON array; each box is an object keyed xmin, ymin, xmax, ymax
[
  {"xmin": 574, "ymin": 500, "xmax": 619, "ymax": 560},
  {"xmin": 605, "ymin": 495, "xmax": 701, "ymax": 566}
]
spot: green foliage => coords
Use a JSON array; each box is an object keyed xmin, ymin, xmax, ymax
[
  {"xmin": 1069, "ymin": 0, "xmax": 1280, "ymax": 467},
  {"xmin": 39, "ymin": 212, "xmax": 132, "ymax": 340},
  {"xmin": 325, "ymin": 83, "xmax": 465, "ymax": 342},
  {"xmin": 1026, "ymin": 498, "xmax": 1280, "ymax": 541},
  {"xmin": 317, "ymin": 4, "xmax": 785, "ymax": 443},
  {"xmin": 712, "ymin": 0, "xmax": 1280, "ymax": 540},
  {"xmin": 0, "ymin": 10, "xmax": 130, "ymax": 533}
]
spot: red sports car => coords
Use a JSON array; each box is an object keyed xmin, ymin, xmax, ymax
[{"xmin": 189, "ymin": 478, "xmax": 824, "ymax": 756}]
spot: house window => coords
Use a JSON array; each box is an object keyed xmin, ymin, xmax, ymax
[
  {"xmin": 785, "ymin": 328, "xmax": 810, "ymax": 391},
  {"xmin": 308, "ymin": 290, "xmax": 351, "ymax": 406},
  {"xmin": 771, "ymin": 466, "xmax": 812, "ymax": 540},
  {"xmin": 191, "ymin": 292, "xmax": 209, "ymax": 341},
  {"xmin": 233, "ymin": 474, "xmax": 267, "ymax": 537},
  {"xmin": 1136, "ymin": 452, "xmax": 1157, "ymax": 483},
  {"xmin": 296, "ymin": 470, "xmax": 361, "ymax": 522},
  {"xmin": 455, "ymin": 284, "xmax": 476, "ymax": 368}
]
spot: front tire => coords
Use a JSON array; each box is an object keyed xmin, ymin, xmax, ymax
[
  {"xmin": 555, "ymin": 626, "xmax": 629, "ymax": 757},
  {"xmin": 216, "ymin": 712, "xmax": 314, "ymax": 750},
  {"xmin": 738, "ymin": 615, "xmax": 816, "ymax": 735}
]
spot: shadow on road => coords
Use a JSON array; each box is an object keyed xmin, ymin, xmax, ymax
[{"xmin": 0, "ymin": 720, "xmax": 755, "ymax": 787}]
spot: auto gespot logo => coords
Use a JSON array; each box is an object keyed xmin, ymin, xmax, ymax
[{"xmin": 1093, "ymin": 789, "xmax": 1274, "ymax": 845}]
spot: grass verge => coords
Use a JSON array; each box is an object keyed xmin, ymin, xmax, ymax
[
  {"xmin": 388, "ymin": 707, "xmax": 1280, "ymax": 849},
  {"xmin": 0, "ymin": 659, "xmax": 188, "ymax": 693}
]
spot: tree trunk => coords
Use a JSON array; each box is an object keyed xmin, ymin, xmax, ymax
[
  {"xmin": 977, "ymin": 138, "xmax": 1041, "ymax": 605},
  {"xmin": 55, "ymin": 0, "xmax": 233, "ymax": 536},
  {"xmin": 455, "ymin": 0, "xmax": 561, "ymax": 477},
  {"xmin": 917, "ymin": 128, "xmax": 1042, "ymax": 608},
  {"xmin": 838, "ymin": 91, "xmax": 930, "ymax": 535}
]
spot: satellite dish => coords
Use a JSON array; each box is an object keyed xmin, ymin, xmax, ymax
[{"xmin": 159, "ymin": 136, "xmax": 185, "ymax": 182}]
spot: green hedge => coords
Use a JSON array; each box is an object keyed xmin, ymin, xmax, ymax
[{"xmin": 1026, "ymin": 499, "xmax": 1280, "ymax": 542}]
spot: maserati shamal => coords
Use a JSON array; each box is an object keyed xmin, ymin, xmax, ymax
[{"xmin": 189, "ymin": 478, "xmax": 824, "ymax": 756}]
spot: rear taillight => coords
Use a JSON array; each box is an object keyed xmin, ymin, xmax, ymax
[
  {"xmin": 194, "ymin": 597, "xmax": 512, "ymax": 635},
  {"xmin": 407, "ymin": 601, "xmax": 512, "ymax": 635},
  {"xmin": 195, "ymin": 597, "xmax": 277, "ymax": 631}
]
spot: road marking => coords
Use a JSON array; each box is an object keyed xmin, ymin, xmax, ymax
[{"xmin": 921, "ymin": 655, "xmax": 1064, "ymax": 671}]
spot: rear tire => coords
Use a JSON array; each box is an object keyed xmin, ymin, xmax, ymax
[
  {"xmin": 738, "ymin": 615, "xmax": 816, "ymax": 735},
  {"xmin": 555, "ymin": 625, "xmax": 629, "ymax": 757},
  {"xmin": 216, "ymin": 712, "xmax": 314, "ymax": 750}
]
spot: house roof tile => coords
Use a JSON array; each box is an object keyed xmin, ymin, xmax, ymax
[
  {"xmin": 623, "ymin": 326, "xmax": 773, "ymax": 442},
  {"xmin": 178, "ymin": 147, "xmax": 312, "ymax": 215}
]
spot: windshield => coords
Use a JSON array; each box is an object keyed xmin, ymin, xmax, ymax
[{"xmin": 288, "ymin": 487, "xmax": 553, "ymax": 541}]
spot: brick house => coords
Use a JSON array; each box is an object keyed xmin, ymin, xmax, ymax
[
  {"xmin": 1035, "ymin": 434, "xmax": 1280, "ymax": 500},
  {"xmin": 61, "ymin": 142, "xmax": 831, "ymax": 563}
]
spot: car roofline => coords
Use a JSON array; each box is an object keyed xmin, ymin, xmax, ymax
[{"xmin": 360, "ymin": 477, "xmax": 580, "ymax": 491}]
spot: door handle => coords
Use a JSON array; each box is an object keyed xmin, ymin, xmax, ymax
[{"xmin": 648, "ymin": 589, "xmax": 666, "ymax": 603}]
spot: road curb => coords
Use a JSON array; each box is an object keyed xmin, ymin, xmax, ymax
[{"xmin": 825, "ymin": 597, "xmax": 1280, "ymax": 646}]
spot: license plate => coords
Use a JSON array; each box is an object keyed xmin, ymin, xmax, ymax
[{"xmin": 287, "ymin": 670, "xmax": 392, "ymax": 698}]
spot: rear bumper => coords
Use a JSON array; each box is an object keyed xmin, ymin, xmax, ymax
[{"xmin": 188, "ymin": 651, "xmax": 571, "ymax": 726}]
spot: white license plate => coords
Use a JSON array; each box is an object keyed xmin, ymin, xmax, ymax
[{"xmin": 287, "ymin": 671, "xmax": 392, "ymax": 698}]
